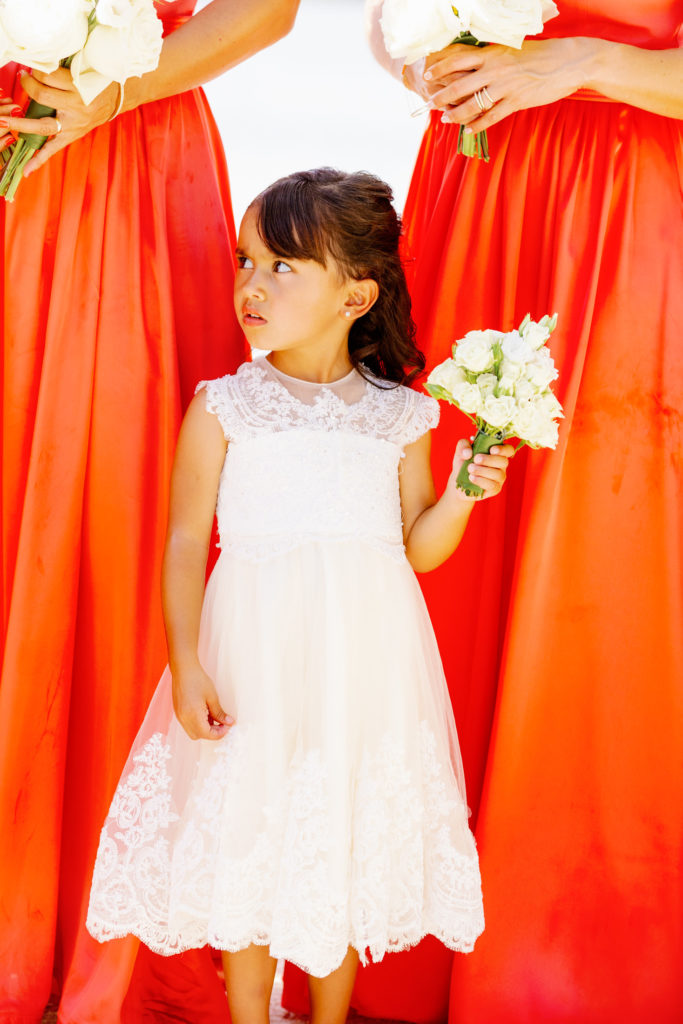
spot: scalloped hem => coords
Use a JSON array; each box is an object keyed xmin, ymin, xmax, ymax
[{"xmin": 86, "ymin": 916, "xmax": 484, "ymax": 978}]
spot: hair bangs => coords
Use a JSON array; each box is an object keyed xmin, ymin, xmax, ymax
[{"xmin": 254, "ymin": 178, "xmax": 330, "ymax": 268}]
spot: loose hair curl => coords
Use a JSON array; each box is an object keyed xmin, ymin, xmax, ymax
[{"xmin": 252, "ymin": 168, "xmax": 425, "ymax": 386}]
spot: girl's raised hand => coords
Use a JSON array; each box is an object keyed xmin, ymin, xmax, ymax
[
  {"xmin": 2, "ymin": 69, "xmax": 120, "ymax": 179},
  {"xmin": 172, "ymin": 664, "xmax": 234, "ymax": 741},
  {"xmin": 449, "ymin": 438, "xmax": 515, "ymax": 502}
]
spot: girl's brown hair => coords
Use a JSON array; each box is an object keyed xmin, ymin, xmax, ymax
[{"xmin": 251, "ymin": 168, "xmax": 425, "ymax": 386}]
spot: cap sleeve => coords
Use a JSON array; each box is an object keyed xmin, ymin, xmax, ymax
[
  {"xmin": 400, "ymin": 389, "xmax": 440, "ymax": 446},
  {"xmin": 195, "ymin": 375, "xmax": 239, "ymax": 442}
]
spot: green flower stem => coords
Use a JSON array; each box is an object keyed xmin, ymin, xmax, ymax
[
  {"xmin": 456, "ymin": 428, "xmax": 505, "ymax": 497},
  {"xmin": 453, "ymin": 32, "xmax": 490, "ymax": 163},
  {"xmin": 0, "ymin": 99, "xmax": 56, "ymax": 202}
]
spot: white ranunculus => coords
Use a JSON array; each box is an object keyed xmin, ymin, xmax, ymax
[
  {"xmin": 525, "ymin": 348, "xmax": 559, "ymax": 389},
  {"xmin": 71, "ymin": 0, "xmax": 162, "ymax": 104},
  {"xmin": 468, "ymin": 0, "xmax": 558, "ymax": 48},
  {"xmin": 0, "ymin": 0, "xmax": 92, "ymax": 71},
  {"xmin": 427, "ymin": 358, "xmax": 467, "ymax": 394},
  {"xmin": 501, "ymin": 330, "xmax": 534, "ymax": 365},
  {"xmin": 479, "ymin": 395, "xmax": 516, "ymax": 429},
  {"xmin": 521, "ymin": 319, "xmax": 551, "ymax": 350},
  {"xmin": 454, "ymin": 330, "xmax": 497, "ymax": 374},
  {"xmin": 380, "ymin": 0, "xmax": 465, "ymax": 64}
]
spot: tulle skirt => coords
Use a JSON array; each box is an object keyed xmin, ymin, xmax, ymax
[{"xmin": 87, "ymin": 541, "xmax": 485, "ymax": 977}]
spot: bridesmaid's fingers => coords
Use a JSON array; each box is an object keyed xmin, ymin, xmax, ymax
[
  {"xmin": 18, "ymin": 72, "xmax": 75, "ymax": 111},
  {"xmin": 31, "ymin": 67, "xmax": 74, "ymax": 91},
  {"xmin": 425, "ymin": 43, "xmax": 488, "ymax": 81},
  {"xmin": 0, "ymin": 103, "xmax": 23, "ymax": 117},
  {"xmin": 23, "ymin": 135, "xmax": 71, "ymax": 176},
  {"xmin": 0, "ymin": 115, "xmax": 60, "ymax": 137},
  {"xmin": 0, "ymin": 133, "xmax": 15, "ymax": 153},
  {"xmin": 462, "ymin": 96, "xmax": 519, "ymax": 133}
]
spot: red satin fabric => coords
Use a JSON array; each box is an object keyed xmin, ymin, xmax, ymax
[
  {"xmin": 0, "ymin": 3, "xmax": 245, "ymax": 1021},
  {"xmin": 285, "ymin": 3, "xmax": 683, "ymax": 1022}
]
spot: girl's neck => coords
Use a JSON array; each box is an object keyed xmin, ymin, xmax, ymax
[{"xmin": 266, "ymin": 345, "xmax": 353, "ymax": 385}]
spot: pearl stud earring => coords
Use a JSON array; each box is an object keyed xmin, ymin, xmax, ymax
[{"xmin": 345, "ymin": 311, "xmax": 351, "ymax": 318}]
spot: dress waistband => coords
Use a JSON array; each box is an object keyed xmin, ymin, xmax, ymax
[{"xmin": 568, "ymin": 88, "xmax": 620, "ymax": 104}]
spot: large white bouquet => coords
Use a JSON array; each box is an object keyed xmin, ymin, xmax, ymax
[
  {"xmin": 381, "ymin": 0, "xmax": 559, "ymax": 160},
  {"xmin": 426, "ymin": 313, "xmax": 563, "ymax": 496},
  {"xmin": 0, "ymin": 0, "xmax": 163, "ymax": 200}
]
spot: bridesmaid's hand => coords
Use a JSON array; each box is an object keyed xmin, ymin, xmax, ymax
[
  {"xmin": 172, "ymin": 664, "xmax": 235, "ymax": 741},
  {"xmin": 449, "ymin": 438, "xmax": 515, "ymax": 502},
  {"xmin": 423, "ymin": 36, "xmax": 597, "ymax": 133},
  {"xmin": 0, "ymin": 69, "xmax": 120, "ymax": 179}
]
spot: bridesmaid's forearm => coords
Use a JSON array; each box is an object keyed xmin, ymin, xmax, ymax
[
  {"xmin": 579, "ymin": 38, "xmax": 683, "ymax": 119},
  {"xmin": 122, "ymin": 0, "xmax": 300, "ymax": 112}
]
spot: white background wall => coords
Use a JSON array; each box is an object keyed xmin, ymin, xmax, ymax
[{"xmin": 199, "ymin": 0, "xmax": 428, "ymax": 224}]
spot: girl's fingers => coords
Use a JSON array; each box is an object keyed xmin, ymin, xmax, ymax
[
  {"xmin": 0, "ymin": 133, "xmax": 15, "ymax": 153},
  {"xmin": 469, "ymin": 465, "xmax": 504, "ymax": 485},
  {"xmin": 473, "ymin": 452, "xmax": 511, "ymax": 470},
  {"xmin": 0, "ymin": 115, "xmax": 60, "ymax": 136}
]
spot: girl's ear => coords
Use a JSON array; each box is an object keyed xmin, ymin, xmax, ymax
[{"xmin": 341, "ymin": 278, "xmax": 379, "ymax": 321}]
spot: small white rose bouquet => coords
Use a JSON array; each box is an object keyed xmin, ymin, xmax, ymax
[
  {"xmin": 425, "ymin": 313, "xmax": 563, "ymax": 497},
  {"xmin": 381, "ymin": 0, "xmax": 559, "ymax": 161},
  {"xmin": 0, "ymin": 0, "xmax": 163, "ymax": 201}
]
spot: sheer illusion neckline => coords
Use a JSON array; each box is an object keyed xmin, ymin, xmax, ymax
[{"xmin": 257, "ymin": 357, "xmax": 370, "ymax": 408}]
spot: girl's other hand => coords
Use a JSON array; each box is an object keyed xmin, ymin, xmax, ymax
[
  {"xmin": 449, "ymin": 437, "xmax": 515, "ymax": 501},
  {"xmin": 172, "ymin": 664, "xmax": 234, "ymax": 741},
  {"xmin": 2, "ymin": 69, "xmax": 120, "ymax": 179}
]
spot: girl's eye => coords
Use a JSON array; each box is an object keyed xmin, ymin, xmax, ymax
[
  {"xmin": 273, "ymin": 260, "xmax": 292, "ymax": 273},
  {"xmin": 236, "ymin": 255, "xmax": 253, "ymax": 269}
]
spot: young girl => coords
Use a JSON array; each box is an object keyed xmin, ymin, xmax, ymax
[{"xmin": 87, "ymin": 168, "xmax": 514, "ymax": 1024}]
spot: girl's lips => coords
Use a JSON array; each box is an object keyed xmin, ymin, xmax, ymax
[{"xmin": 242, "ymin": 308, "xmax": 267, "ymax": 326}]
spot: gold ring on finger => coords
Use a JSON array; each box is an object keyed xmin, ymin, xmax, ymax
[{"xmin": 481, "ymin": 87, "xmax": 495, "ymax": 109}]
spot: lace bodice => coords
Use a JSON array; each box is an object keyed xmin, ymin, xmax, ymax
[{"xmin": 197, "ymin": 360, "xmax": 439, "ymax": 563}]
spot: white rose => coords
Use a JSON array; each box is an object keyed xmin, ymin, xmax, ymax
[
  {"xmin": 521, "ymin": 319, "xmax": 551, "ymax": 350},
  {"xmin": 380, "ymin": 0, "xmax": 465, "ymax": 64},
  {"xmin": 525, "ymin": 348, "xmax": 559, "ymax": 389},
  {"xmin": 501, "ymin": 330, "xmax": 534, "ymax": 365},
  {"xmin": 511, "ymin": 398, "xmax": 560, "ymax": 447},
  {"xmin": 477, "ymin": 372, "xmax": 498, "ymax": 398},
  {"xmin": 468, "ymin": 0, "xmax": 558, "ymax": 48},
  {"xmin": 427, "ymin": 358, "xmax": 467, "ymax": 395},
  {"xmin": 514, "ymin": 378, "xmax": 539, "ymax": 402},
  {"xmin": 534, "ymin": 391, "xmax": 564, "ymax": 419},
  {"xmin": 71, "ymin": 0, "xmax": 162, "ymax": 104},
  {"xmin": 0, "ymin": 0, "xmax": 92, "ymax": 71},
  {"xmin": 454, "ymin": 330, "xmax": 497, "ymax": 373},
  {"xmin": 479, "ymin": 395, "xmax": 516, "ymax": 429},
  {"xmin": 94, "ymin": 0, "xmax": 138, "ymax": 27},
  {"xmin": 448, "ymin": 381, "xmax": 481, "ymax": 415}
]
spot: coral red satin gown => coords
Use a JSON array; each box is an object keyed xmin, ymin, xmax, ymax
[
  {"xmin": 0, "ymin": 3, "xmax": 246, "ymax": 1021},
  {"xmin": 283, "ymin": 2, "xmax": 683, "ymax": 1022},
  {"xmin": 60, "ymin": 2, "xmax": 682, "ymax": 1015}
]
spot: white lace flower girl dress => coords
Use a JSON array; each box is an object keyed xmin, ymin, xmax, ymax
[{"xmin": 86, "ymin": 358, "xmax": 484, "ymax": 976}]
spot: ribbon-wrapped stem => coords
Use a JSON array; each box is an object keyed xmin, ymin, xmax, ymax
[{"xmin": 456, "ymin": 428, "xmax": 505, "ymax": 497}]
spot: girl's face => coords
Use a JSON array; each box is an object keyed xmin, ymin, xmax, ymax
[{"xmin": 234, "ymin": 205, "xmax": 353, "ymax": 358}]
